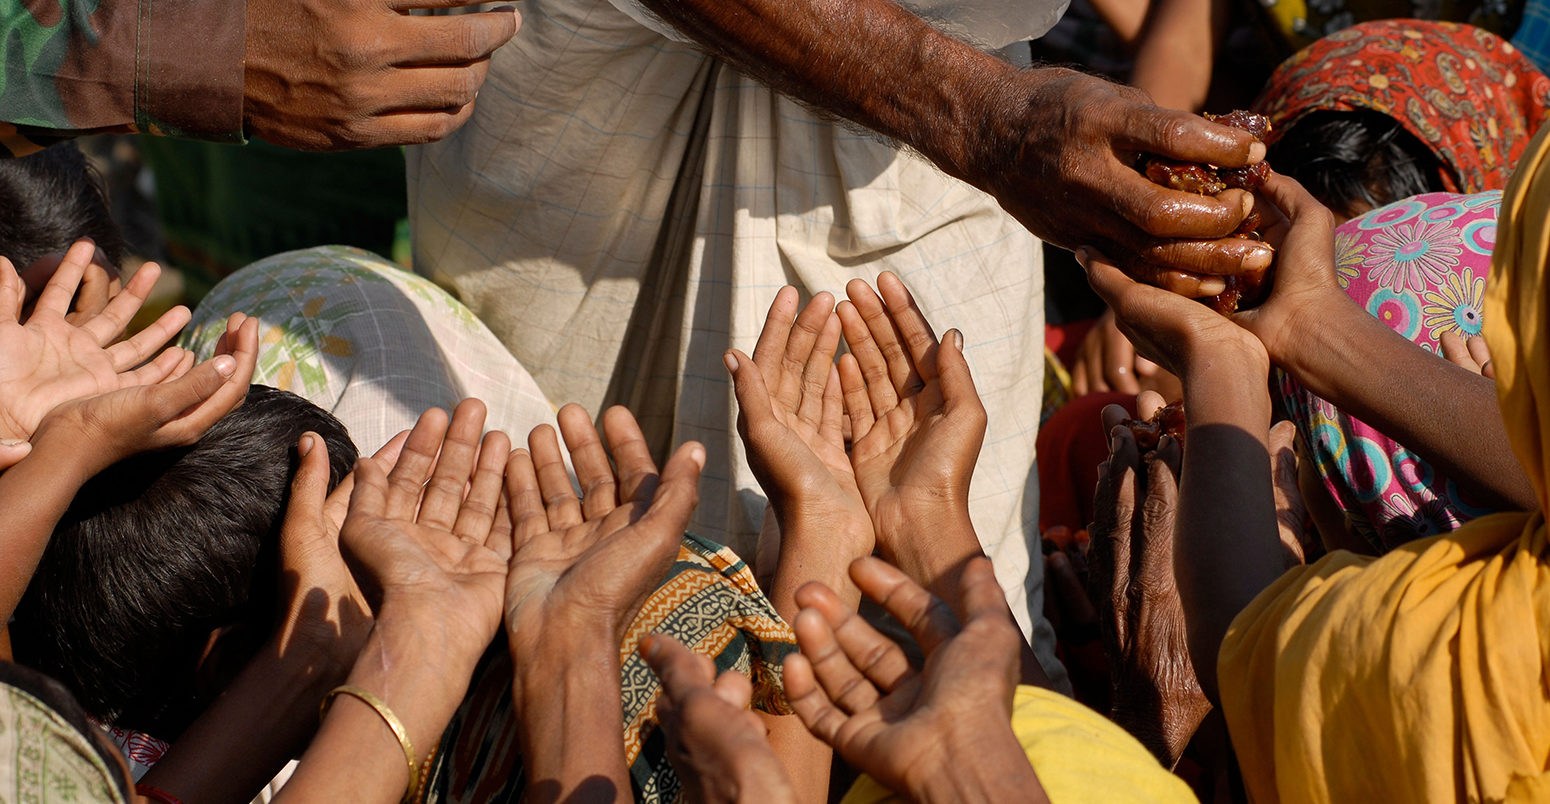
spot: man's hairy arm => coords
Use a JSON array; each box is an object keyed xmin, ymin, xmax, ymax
[{"xmin": 633, "ymin": 0, "xmax": 1273, "ymax": 281}]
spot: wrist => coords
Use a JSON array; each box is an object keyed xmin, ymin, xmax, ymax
[{"xmin": 907, "ymin": 718, "xmax": 1040, "ymax": 803}]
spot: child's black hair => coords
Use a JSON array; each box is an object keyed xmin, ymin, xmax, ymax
[
  {"xmin": 0, "ymin": 142, "xmax": 127, "ymax": 270},
  {"xmin": 1269, "ymin": 109, "xmax": 1447, "ymax": 219},
  {"xmin": 10, "ymin": 385, "xmax": 356, "ymax": 739}
]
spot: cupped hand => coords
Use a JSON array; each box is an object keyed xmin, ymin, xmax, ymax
[
  {"xmin": 1079, "ymin": 246, "xmax": 1267, "ymax": 381},
  {"xmin": 728, "ymin": 286, "xmax": 871, "ymax": 560},
  {"xmin": 503, "ymin": 405, "xmax": 704, "ymax": 680},
  {"xmin": 339, "ymin": 400, "xmax": 513, "ymax": 671},
  {"xmin": 836, "ymin": 273, "xmax": 985, "ymax": 553},
  {"xmin": 1229, "ymin": 172, "xmax": 1352, "ymax": 367},
  {"xmin": 0, "ymin": 240, "xmax": 194, "ymax": 448},
  {"xmin": 1439, "ymin": 330, "xmax": 1495, "ymax": 380},
  {"xmin": 983, "ymin": 69, "xmax": 1272, "ymax": 288},
  {"xmin": 1086, "ymin": 423, "xmax": 1208, "ymax": 768},
  {"xmin": 783, "ymin": 557, "xmax": 1036, "ymax": 801},
  {"xmin": 640, "ymin": 634, "xmax": 797, "ymax": 804},
  {"xmin": 243, "ymin": 0, "xmax": 521, "ymax": 149}
]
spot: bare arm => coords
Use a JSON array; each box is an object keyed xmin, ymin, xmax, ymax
[
  {"xmin": 635, "ymin": 0, "xmax": 1273, "ymax": 283},
  {"xmin": 1237, "ymin": 176, "xmax": 1537, "ymax": 511},
  {"xmin": 1129, "ymin": 0, "xmax": 1228, "ymax": 112}
]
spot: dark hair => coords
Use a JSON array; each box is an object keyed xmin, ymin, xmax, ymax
[
  {"xmin": 11, "ymin": 385, "xmax": 356, "ymax": 739},
  {"xmin": 1268, "ymin": 109, "xmax": 1447, "ymax": 219},
  {"xmin": 0, "ymin": 141, "xmax": 127, "ymax": 271}
]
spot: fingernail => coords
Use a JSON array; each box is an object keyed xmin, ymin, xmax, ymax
[
  {"xmin": 1240, "ymin": 193, "xmax": 1255, "ymax": 217},
  {"xmin": 1198, "ymin": 277, "xmax": 1227, "ymax": 295},
  {"xmin": 1110, "ymin": 432, "xmax": 1123, "ymax": 453},
  {"xmin": 690, "ymin": 444, "xmax": 706, "ymax": 468},
  {"xmin": 723, "ymin": 351, "xmax": 738, "ymax": 373},
  {"xmin": 949, "ymin": 329, "xmax": 964, "ymax": 350},
  {"xmin": 0, "ymin": 438, "xmax": 24, "ymax": 447},
  {"xmin": 1243, "ymin": 247, "xmax": 1275, "ymax": 271},
  {"xmin": 1074, "ymin": 246, "xmax": 1091, "ymax": 268},
  {"xmin": 298, "ymin": 434, "xmax": 315, "ymax": 456},
  {"xmin": 1249, "ymin": 142, "xmax": 1267, "ymax": 164},
  {"xmin": 213, "ymin": 355, "xmax": 236, "ymax": 377}
]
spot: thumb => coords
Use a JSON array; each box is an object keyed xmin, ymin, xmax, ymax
[
  {"xmin": 0, "ymin": 439, "xmax": 33, "ymax": 471},
  {"xmin": 726, "ymin": 349, "xmax": 775, "ymax": 426},
  {"xmin": 282, "ymin": 432, "xmax": 334, "ymax": 550},
  {"xmin": 937, "ymin": 329, "xmax": 983, "ymax": 415},
  {"xmin": 636, "ymin": 441, "xmax": 705, "ymax": 543}
]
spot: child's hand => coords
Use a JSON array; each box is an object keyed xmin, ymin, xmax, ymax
[
  {"xmin": 30, "ymin": 312, "xmax": 259, "ymax": 479},
  {"xmin": 339, "ymin": 400, "xmax": 513, "ymax": 673},
  {"xmin": 0, "ymin": 240, "xmax": 194, "ymax": 451},
  {"xmin": 783, "ymin": 557, "xmax": 1044, "ymax": 803},
  {"xmin": 503, "ymin": 405, "xmax": 705, "ymax": 683},
  {"xmin": 728, "ymin": 287, "xmax": 872, "ymax": 611},
  {"xmin": 836, "ymin": 273, "xmax": 986, "ymax": 577},
  {"xmin": 640, "ymin": 634, "xmax": 798, "ymax": 804}
]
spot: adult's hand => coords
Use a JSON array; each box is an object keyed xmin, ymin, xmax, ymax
[
  {"xmin": 784, "ymin": 557, "xmax": 1048, "ymax": 803},
  {"xmin": 1087, "ymin": 423, "xmax": 1208, "ymax": 768},
  {"xmin": 1071, "ymin": 310, "xmax": 1182, "ymax": 399},
  {"xmin": 983, "ymin": 69, "xmax": 1272, "ymax": 289},
  {"xmin": 243, "ymin": 0, "xmax": 522, "ymax": 149}
]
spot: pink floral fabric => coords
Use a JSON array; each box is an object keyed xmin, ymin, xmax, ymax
[{"xmin": 1280, "ymin": 191, "xmax": 1501, "ymax": 552}]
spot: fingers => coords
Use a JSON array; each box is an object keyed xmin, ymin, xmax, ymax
[
  {"xmin": 86, "ymin": 260, "xmax": 163, "ymax": 346},
  {"xmin": 0, "ymin": 258, "xmax": 22, "ymax": 324},
  {"xmin": 72, "ymin": 260, "xmax": 113, "ymax": 321},
  {"xmin": 1099, "ymin": 426, "xmax": 1141, "ymax": 611},
  {"xmin": 384, "ymin": 4, "xmax": 519, "ymax": 61},
  {"xmin": 876, "ymin": 272, "xmax": 939, "ymax": 382},
  {"xmin": 793, "ymin": 579, "xmax": 915, "ymax": 694},
  {"xmin": 386, "ymin": 407, "xmax": 451, "ymax": 520},
  {"xmin": 345, "ymin": 457, "xmax": 392, "ymax": 533},
  {"xmin": 848, "ymin": 556, "xmax": 961, "ymax": 657},
  {"xmin": 1123, "ymin": 107, "xmax": 1266, "ymax": 167},
  {"xmin": 528, "ymin": 423, "xmax": 582, "ymax": 530},
  {"xmin": 282, "ymin": 432, "xmax": 333, "ymax": 548},
  {"xmin": 1100, "ymin": 319, "xmax": 1141, "ymax": 394},
  {"xmin": 844, "ymin": 278, "xmax": 918, "ymax": 396},
  {"xmin": 601, "ymin": 406, "xmax": 658, "ymax": 504},
  {"xmin": 122, "ymin": 346, "xmax": 189, "ymax": 386},
  {"xmin": 1136, "ymin": 390, "xmax": 1167, "ymax": 421},
  {"xmin": 936, "ymin": 330, "xmax": 986, "ymax": 437},
  {"xmin": 781, "ymin": 652, "xmax": 850, "ymax": 746},
  {"xmin": 790, "ymin": 607, "xmax": 884, "ymax": 716},
  {"xmin": 794, "ymin": 303, "xmax": 842, "ymax": 428},
  {"xmin": 632, "ymin": 441, "xmax": 705, "ymax": 545},
  {"xmin": 455, "ymin": 429, "xmax": 512, "ymax": 546},
  {"xmin": 558, "ymin": 403, "xmax": 621, "ymax": 521},
  {"xmin": 836, "ymin": 353, "xmax": 875, "ymax": 442},
  {"xmin": 325, "ymin": 431, "xmax": 411, "ymax": 534},
  {"xmin": 819, "ymin": 364, "xmax": 845, "ymax": 449},
  {"xmin": 729, "ymin": 346, "xmax": 778, "ymax": 438},
  {"xmin": 152, "ymin": 316, "xmax": 257, "ymax": 443},
  {"xmin": 32, "ymin": 240, "xmax": 92, "ymax": 319},
  {"xmin": 957, "ymin": 557, "xmax": 1016, "ymax": 627},
  {"xmin": 1439, "ymin": 330, "xmax": 1472, "ymax": 370},
  {"xmin": 1472, "ymin": 336, "xmax": 1495, "ymax": 380},
  {"xmin": 504, "ymin": 448, "xmax": 548, "ymax": 550},
  {"xmin": 773, "ymin": 292, "xmax": 835, "ymax": 416},
  {"xmin": 1138, "ymin": 436, "xmax": 1181, "ymax": 588},
  {"xmin": 751, "ymin": 286, "xmax": 800, "ymax": 378},
  {"xmin": 0, "ymin": 439, "xmax": 31, "ymax": 471},
  {"xmin": 108, "ymin": 305, "xmax": 192, "ymax": 373},
  {"xmin": 418, "ymin": 399, "xmax": 491, "ymax": 534},
  {"xmin": 1134, "ymin": 235, "xmax": 1275, "ymax": 281},
  {"xmin": 1099, "ymin": 402, "xmax": 1130, "ymax": 436},
  {"xmin": 642, "ymin": 634, "xmax": 717, "ymax": 702}
]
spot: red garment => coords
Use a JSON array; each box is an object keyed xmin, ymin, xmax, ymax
[
  {"xmin": 1037, "ymin": 391, "xmax": 1136, "ymax": 533},
  {"xmin": 1255, "ymin": 20, "xmax": 1550, "ymax": 193}
]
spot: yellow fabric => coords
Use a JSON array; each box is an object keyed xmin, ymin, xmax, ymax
[
  {"xmin": 839, "ymin": 685, "xmax": 1197, "ymax": 804},
  {"xmin": 1217, "ymin": 124, "xmax": 1550, "ymax": 803}
]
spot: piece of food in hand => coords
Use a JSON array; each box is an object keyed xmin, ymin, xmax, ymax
[
  {"xmin": 1123, "ymin": 401, "xmax": 1186, "ymax": 454},
  {"xmin": 1136, "ymin": 110, "xmax": 1274, "ymax": 314}
]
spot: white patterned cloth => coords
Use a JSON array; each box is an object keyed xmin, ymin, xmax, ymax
[
  {"xmin": 182, "ymin": 246, "xmax": 561, "ymax": 455},
  {"xmin": 408, "ymin": 0, "xmax": 1060, "ymax": 686}
]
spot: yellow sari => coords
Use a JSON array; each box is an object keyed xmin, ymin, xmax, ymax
[{"xmin": 1218, "ymin": 125, "xmax": 1550, "ymax": 802}]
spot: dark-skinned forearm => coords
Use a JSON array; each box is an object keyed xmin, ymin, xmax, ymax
[
  {"xmin": 0, "ymin": 438, "xmax": 103, "ymax": 623},
  {"xmin": 635, "ymin": 0, "xmax": 1021, "ymax": 186},
  {"xmin": 142, "ymin": 641, "xmax": 350, "ymax": 804},
  {"xmin": 1282, "ymin": 304, "xmax": 1535, "ymax": 510},
  {"xmin": 1173, "ymin": 353, "xmax": 1283, "ymax": 703},
  {"xmin": 514, "ymin": 644, "xmax": 632, "ymax": 803}
]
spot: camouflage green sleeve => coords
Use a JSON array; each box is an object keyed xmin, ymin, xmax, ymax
[{"xmin": 0, "ymin": 0, "xmax": 246, "ymax": 157}]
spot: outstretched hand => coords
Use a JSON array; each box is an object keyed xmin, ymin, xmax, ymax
[
  {"xmin": 783, "ymin": 557, "xmax": 1045, "ymax": 803},
  {"xmin": 640, "ymin": 634, "xmax": 797, "ymax": 804},
  {"xmin": 728, "ymin": 286, "xmax": 870, "ymax": 556},
  {"xmin": 503, "ymin": 404, "xmax": 705, "ymax": 680},
  {"xmin": 0, "ymin": 240, "xmax": 194, "ymax": 455},
  {"xmin": 339, "ymin": 400, "xmax": 513, "ymax": 668},
  {"xmin": 836, "ymin": 273, "xmax": 985, "ymax": 565}
]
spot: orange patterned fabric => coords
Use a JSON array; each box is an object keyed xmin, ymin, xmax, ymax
[{"xmin": 1255, "ymin": 20, "xmax": 1550, "ymax": 193}]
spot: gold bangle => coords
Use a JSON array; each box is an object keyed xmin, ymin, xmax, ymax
[{"xmin": 322, "ymin": 684, "xmax": 419, "ymax": 803}]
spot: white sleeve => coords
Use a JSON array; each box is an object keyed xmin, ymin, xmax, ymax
[{"xmin": 604, "ymin": 0, "xmax": 1070, "ymax": 49}]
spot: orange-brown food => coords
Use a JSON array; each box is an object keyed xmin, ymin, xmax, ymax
[{"xmin": 1124, "ymin": 401, "xmax": 1187, "ymax": 453}]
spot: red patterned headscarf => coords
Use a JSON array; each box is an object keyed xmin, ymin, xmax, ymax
[{"xmin": 1255, "ymin": 20, "xmax": 1550, "ymax": 193}]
